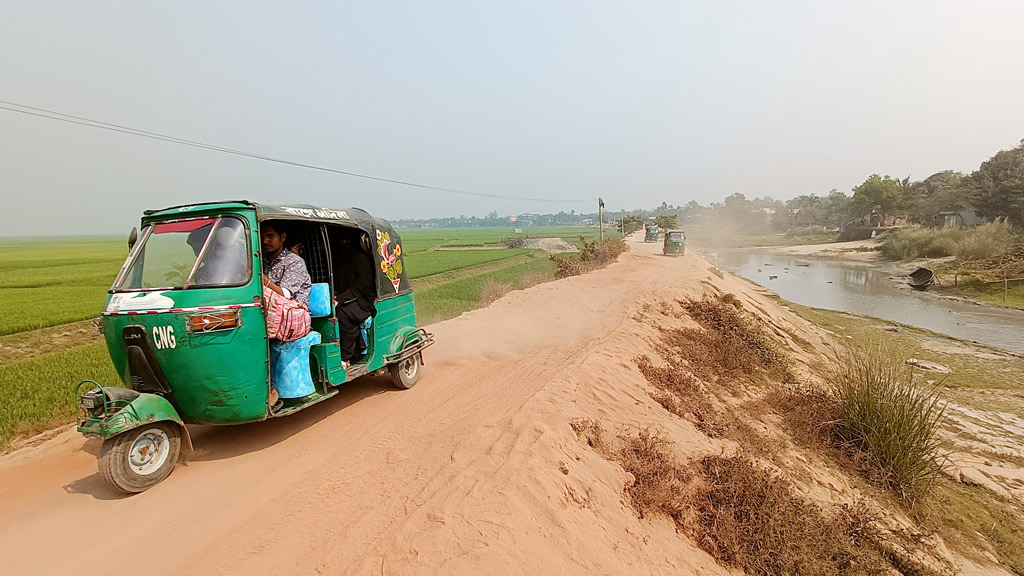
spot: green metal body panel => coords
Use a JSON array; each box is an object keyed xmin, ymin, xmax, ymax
[
  {"xmin": 77, "ymin": 392, "xmax": 185, "ymax": 439},
  {"xmin": 372, "ymin": 293, "xmax": 419, "ymax": 359},
  {"xmin": 104, "ymin": 206, "xmax": 270, "ymax": 425},
  {"xmin": 310, "ymin": 342, "xmax": 346, "ymax": 386}
]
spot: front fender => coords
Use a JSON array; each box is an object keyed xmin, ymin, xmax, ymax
[
  {"xmin": 384, "ymin": 327, "xmax": 435, "ymax": 365},
  {"xmin": 387, "ymin": 326, "xmax": 422, "ymax": 357},
  {"xmin": 77, "ymin": 392, "xmax": 193, "ymax": 450}
]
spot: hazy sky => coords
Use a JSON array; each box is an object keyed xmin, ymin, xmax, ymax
[{"xmin": 3, "ymin": 1, "xmax": 1024, "ymax": 236}]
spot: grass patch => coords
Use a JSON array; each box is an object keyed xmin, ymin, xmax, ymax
[
  {"xmin": 404, "ymin": 248, "xmax": 530, "ymax": 279},
  {"xmin": 413, "ymin": 255, "xmax": 556, "ymax": 324},
  {"xmin": 938, "ymin": 274, "xmax": 1024, "ymax": 309},
  {"xmin": 398, "ymin": 226, "xmax": 606, "ymax": 253},
  {"xmin": 821, "ymin": 348, "xmax": 947, "ymax": 501},
  {"xmin": 773, "ymin": 345, "xmax": 948, "ymax": 502},
  {"xmin": 687, "ymin": 231, "xmax": 839, "ymax": 250},
  {"xmin": 0, "ymin": 238, "xmax": 125, "ymax": 335},
  {"xmin": 880, "ymin": 222, "xmax": 1016, "ymax": 261},
  {"xmin": 926, "ymin": 477, "xmax": 1024, "ymax": 574},
  {"xmin": 0, "ymin": 342, "xmax": 118, "ymax": 448}
]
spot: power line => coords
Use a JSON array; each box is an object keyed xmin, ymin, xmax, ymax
[{"xmin": 0, "ymin": 99, "xmax": 590, "ymax": 203}]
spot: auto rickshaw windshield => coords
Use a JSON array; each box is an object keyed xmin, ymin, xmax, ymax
[
  {"xmin": 113, "ymin": 216, "xmax": 250, "ymax": 291},
  {"xmin": 668, "ymin": 232, "xmax": 684, "ymax": 241}
]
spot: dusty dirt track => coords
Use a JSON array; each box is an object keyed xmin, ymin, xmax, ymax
[{"xmin": 0, "ymin": 236, "xmax": 844, "ymax": 575}]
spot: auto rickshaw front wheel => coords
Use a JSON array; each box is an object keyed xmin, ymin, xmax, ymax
[
  {"xmin": 390, "ymin": 353, "xmax": 421, "ymax": 389},
  {"xmin": 99, "ymin": 422, "xmax": 181, "ymax": 494}
]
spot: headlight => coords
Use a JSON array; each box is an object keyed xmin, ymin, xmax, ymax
[{"xmin": 79, "ymin": 389, "xmax": 105, "ymax": 416}]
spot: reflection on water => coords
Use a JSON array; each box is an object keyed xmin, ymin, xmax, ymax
[{"xmin": 711, "ymin": 250, "xmax": 1024, "ymax": 355}]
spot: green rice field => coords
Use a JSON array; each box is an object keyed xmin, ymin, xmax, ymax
[{"xmin": 0, "ymin": 226, "xmax": 600, "ymax": 447}]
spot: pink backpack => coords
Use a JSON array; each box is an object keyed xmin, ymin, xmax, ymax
[{"xmin": 263, "ymin": 285, "xmax": 311, "ymax": 342}]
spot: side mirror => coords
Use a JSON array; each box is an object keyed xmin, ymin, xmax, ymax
[{"xmin": 128, "ymin": 227, "xmax": 138, "ymax": 251}]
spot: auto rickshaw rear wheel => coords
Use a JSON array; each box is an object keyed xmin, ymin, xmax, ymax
[
  {"xmin": 390, "ymin": 353, "xmax": 420, "ymax": 389},
  {"xmin": 99, "ymin": 422, "xmax": 181, "ymax": 494}
]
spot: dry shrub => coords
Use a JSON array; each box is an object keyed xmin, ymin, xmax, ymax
[
  {"xmin": 768, "ymin": 383, "xmax": 840, "ymax": 448},
  {"xmin": 550, "ymin": 254, "xmax": 588, "ymax": 278},
  {"xmin": 680, "ymin": 295, "xmax": 792, "ymax": 379},
  {"xmin": 579, "ymin": 235, "xmax": 628, "ymax": 264},
  {"xmin": 550, "ymin": 236, "xmax": 629, "ymax": 278},
  {"xmin": 650, "ymin": 294, "xmax": 793, "ymax": 386},
  {"xmin": 617, "ymin": 429, "xmax": 689, "ymax": 521},
  {"xmin": 691, "ymin": 455, "xmax": 889, "ymax": 576},
  {"xmin": 635, "ymin": 355, "xmax": 728, "ymax": 437},
  {"xmin": 569, "ymin": 417, "xmax": 611, "ymax": 455}
]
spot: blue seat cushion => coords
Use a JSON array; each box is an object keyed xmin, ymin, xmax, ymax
[{"xmin": 308, "ymin": 283, "xmax": 331, "ymax": 317}]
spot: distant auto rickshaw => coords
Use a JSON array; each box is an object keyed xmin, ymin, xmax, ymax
[
  {"xmin": 644, "ymin": 224, "xmax": 659, "ymax": 243},
  {"xmin": 663, "ymin": 229, "xmax": 685, "ymax": 256},
  {"xmin": 75, "ymin": 201, "xmax": 434, "ymax": 493}
]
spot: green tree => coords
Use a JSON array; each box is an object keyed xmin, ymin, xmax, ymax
[
  {"xmin": 655, "ymin": 215, "xmax": 678, "ymax": 230},
  {"xmin": 851, "ymin": 174, "xmax": 903, "ymax": 225},
  {"xmin": 823, "ymin": 189, "xmax": 851, "ymax": 228},
  {"xmin": 972, "ymin": 140, "xmax": 1024, "ymax": 226},
  {"xmin": 901, "ymin": 171, "xmax": 967, "ymax": 225},
  {"xmin": 619, "ymin": 215, "xmax": 645, "ymax": 234}
]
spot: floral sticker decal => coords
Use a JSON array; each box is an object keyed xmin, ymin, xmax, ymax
[{"xmin": 376, "ymin": 229, "xmax": 403, "ymax": 292}]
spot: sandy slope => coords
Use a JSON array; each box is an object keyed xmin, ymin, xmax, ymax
[{"xmin": 0, "ymin": 235, "xmax": 982, "ymax": 575}]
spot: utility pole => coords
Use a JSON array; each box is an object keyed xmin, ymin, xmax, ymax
[
  {"xmin": 599, "ymin": 198, "xmax": 605, "ymax": 240},
  {"xmin": 621, "ymin": 210, "xmax": 624, "ymax": 236}
]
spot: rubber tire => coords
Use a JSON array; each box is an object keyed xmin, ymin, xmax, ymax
[
  {"xmin": 99, "ymin": 422, "xmax": 181, "ymax": 494},
  {"xmin": 390, "ymin": 352, "xmax": 421, "ymax": 390}
]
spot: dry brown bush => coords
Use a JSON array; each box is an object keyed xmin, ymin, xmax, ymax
[
  {"xmin": 677, "ymin": 294, "xmax": 794, "ymax": 383},
  {"xmin": 571, "ymin": 419, "xmax": 945, "ymax": 575},
  {"xmin": 691, "ymin": 455, "xmax": 891, "ymax": 576},
  {"xmin": 635, "ymin": 355, "xmax": 729, "ymax": 437},
  {"xmin": 550, "ymin": 254, "xmax": 588, "ymax": 278},
  {"xmin": 569, "ymin": 417, "xmax": 611, "ymax": 455},
  {"xmin": 550, "ymin": 236, "xmax": 629, "ymax": 279},
  {"xmin": 618, "ymin": 429, "xmax": 689, "ymax": 520}
]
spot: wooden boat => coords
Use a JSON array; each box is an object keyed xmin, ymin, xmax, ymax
[{"xmin": 908, "ymin": 267, "xmax": 934, "ymax": 290}]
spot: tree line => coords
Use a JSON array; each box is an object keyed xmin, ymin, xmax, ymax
[
  {"xmin": 663, "ymin": 139, "xmax": 1024, "ymax": 235},
  {"xmin": 393, "ymin": 139, "xmax": 1023, "ymax": 233}
]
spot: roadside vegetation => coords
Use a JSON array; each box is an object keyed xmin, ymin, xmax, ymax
[
  {"xmin": 879, "ymin": 221, "xmax": 1017, "ymax": 261},
  {"xmin": 549, "ymin": 236, "xmax": 629, "ymax": 278},
  {"xmin": 816, "ymin": 348, "xmax": 948, "ymax": 500},
  {"xmin": 0, "ymin": 226, "xmax": 617, "ymax": 449},
  {"xmin": 573, "ymin": 293, "xmax": 1024, "ymax": 574},
  {"xmin": 0, "ymin": 238, "xmax": 126, "ymax": 335},
  {"xmin": 875, "ymin": 221, "xmax": 1024, "ymax": 309}
]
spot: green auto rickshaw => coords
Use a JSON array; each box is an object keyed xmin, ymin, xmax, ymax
[
  {"xmin": 663, "ymin": 229, "xmax": 685, "ymax": 256},
  {"xmin": 75, "ymin": 201, "xmax": 434, "ymax": 493},
  {"xmin": 644, "ymin": 224, "xmax": 659, "ymax": 243}
]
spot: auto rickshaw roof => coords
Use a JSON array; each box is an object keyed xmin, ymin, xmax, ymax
[
  {"xmin": 142, "ymin": 200, "xmax": 412, "ymax": 298},
  {"xmin": 144, "ymin": 201, "xmax": 384, "ymax": 231}
]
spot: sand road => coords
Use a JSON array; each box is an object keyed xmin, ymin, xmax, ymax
[{"xmin": 0, "ymin": 235, "xmax": 762, "ymax": 576}]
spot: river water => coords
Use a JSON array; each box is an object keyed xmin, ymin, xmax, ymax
[{"xmin": 708, "ymin": 249, "xmax": 1024, "ymax": 355}]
